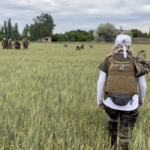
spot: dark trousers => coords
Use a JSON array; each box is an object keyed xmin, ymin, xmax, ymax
[{"xmin": 104, "ymin": 104, "xmax": 138, "ymax": 150}]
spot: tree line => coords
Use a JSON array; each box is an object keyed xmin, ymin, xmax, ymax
[
  {"xmin": 131, "ymin": 29, "xmax": 150, "ymax": 38},
  {"xmin": 0, "ymin": 13, "xmax": 94, "ymax": 42},
  {"xmin": 95, "ymin": 23, "xmax": 150, "ymax": 42},
  {"xmin": 0, "ymin": 19, "xmax": 20, "ymax": 40},
  {"xmin": 0, "ymin": 13, "xmax": 150, "ymax": 42},
  {"xmin": 0, "ymin": 13, "xmax": 55, "ymax": 41},
  {"xmin": 52, "ymin": 30, "xmax": 94, "ymax": 42}
]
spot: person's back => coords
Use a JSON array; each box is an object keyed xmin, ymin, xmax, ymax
[{"xmin": 97, "ymin": 35, "xmax": 147, "ymax": 150}]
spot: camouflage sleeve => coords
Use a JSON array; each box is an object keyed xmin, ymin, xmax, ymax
[{"xmin": 98, "ymin": 57, "xmax": 110, "ymax": 74}]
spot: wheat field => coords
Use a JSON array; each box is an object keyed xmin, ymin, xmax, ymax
[{"xmin": 0, "ymin": 43, "xmax": 149, "ymax": 150}]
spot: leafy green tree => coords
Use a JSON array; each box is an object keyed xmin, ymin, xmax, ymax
[
  {"xmin": 88, "ymin": 30, "xmax": 94, "ymax": 35},
  {"xmin": 29, "ymin": 24, "xmax": 36, "ymax": 40},
  {"xmin": 0, "ymin": 25, "xmax": 2, "ymax": 34},
  {"xmin": 4, "ymin": 20, "xmax": 7, "ymax": 36},
  {"xmin": 7, "ymin": 18, "xmax": 12, "ymax": 38},
  {"xmin": 123, "ymin": 30, "xmax": 133, "ymax": 38},
  {"xmin": 148, "ymin": 29, "xmax": 150, "ymax": 38},
  {"xmin": 12, "ymin": 23, "xmax": 19, "ymax": 39},
  {"xmin": 0, "ymin": 35, "xmax": 4, "ymax": 40},
  {"xmin": 32, "ymin": 13, "xmax": 55, "ymax": 39},
  {"xmin": 0, "ymin": 25, "xmax": 4, "ymax": 35},
  {"xmin": 51, "ymin": 34, "xmax": 59, "ymax": 42},
  {"xmin": 23, "ymin": 24, "xmax": 29, "ymax": 37},
  {"xmin": 131, "ymin": 29, "xmax": 142, "ymax": 38},
  {"xmin": 65, "ymin": 30, "xmax": 94, "ymax": 42},
  {"xmin": 29, "ymin": 35, "xmax": 34, "ymax": 41},
  {"xmin": 96, "ymin": 23, "xmax": 120, "ymax": 42},
  {"xmin": 120, "ymin": 26, "xmax": 123, "ymax": 32},
  {"xmin": 142, "ymin": 33, "xmax": 148, "ymax": 38},
  {"xmin": 0, "ymin": 19, "xmax": 22, "ymax": 40},
  {"xmin": 70, "ymin": 37, "xmax": 75, "ymax": 42},
  {"xmin": 52, "ymin": 30, "xmax": 94, "ymax": 42}
]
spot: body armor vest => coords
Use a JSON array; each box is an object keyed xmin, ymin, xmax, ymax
[{"xmin": 105, "ymin": 55, "xmax": 137, "ymax": 95}]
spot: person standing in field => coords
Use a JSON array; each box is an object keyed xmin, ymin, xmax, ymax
[
  {"xmin": 7, "ymin": 39, "xmax": 13, "ymax": 49},
  {"xmin": 97, "ymin": 34, "xmax": 147, "ymax": 150},
  {"xmin": 14, "ymin": 39, "xmax": 21, "ymax": 49},
  {"xmin": 23, "ymin": 38, "xmax": 29, "ymax": 49},
  {"xmin": 1, "ymin": 38, "xmax": 7, "ymax": 49}
]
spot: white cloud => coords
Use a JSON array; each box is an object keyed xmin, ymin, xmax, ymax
[{"xmin": 143, "ymin": 5, "xmax": 150, "ymax": 12}]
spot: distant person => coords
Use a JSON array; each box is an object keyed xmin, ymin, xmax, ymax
[
  {"xmin": 89, "ymin": 44, "xmax": 93, "ymax": 48},
  {"xmin": 14, "ymin": 39, "xmax": 21, "ymax": 49},
  {"xmin": 7, "ymin": 39, "xmax": 13, "ymax": 49},
  {"xmin": 97, "ymin": 34, "xmax": 147, "ymax": 150},
  {"xmin": 63, "ymin": 43, "xmax": 68, "ymax": 47},
  {"xmin": 76, "ymin": 46, "xmax": 80, "ymax": 50},
  {"xmin": 80, "ymin": 44, "xmax": 84, "ymax": 49},
  {"xmin": 23, "ymin": 38, "xmax": 29, "ymax": 49},
  {"xmin": 1, "ymin": 38, "xmax": 7, "ymax": 49}
]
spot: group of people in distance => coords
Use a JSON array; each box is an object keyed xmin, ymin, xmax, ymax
[
  {"xmin": 76, "ymin": 44, "xmax": 93, "ymax": 50},
  {"xmin": 76, "ymin": 44, "xmax": 84, "ymax": 50},
  {"xmin": 1, "ymin": 38, "xmax": 29, "ymax": 49},
  {"xmin": 63, "ymin": 43, "xmax": 93, "ymax": 50}
]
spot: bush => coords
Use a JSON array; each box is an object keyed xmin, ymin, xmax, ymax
[
  {"xmin": 70, "ymin": 37, "xmax": 75, "ymax": 42},
  {"xmin": 29, "ymin": 35, "xmax": 35, "ymax": 41},
  {"xmin": 0, "ymin": 34, "xmax": 4, "ymax": 40}
]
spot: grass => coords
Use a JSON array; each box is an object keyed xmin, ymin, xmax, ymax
[{"xmin": 0, "ymin": 43, "xmax": 150, "ymax": 149}]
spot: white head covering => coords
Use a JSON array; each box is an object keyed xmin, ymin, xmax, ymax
[
  {"xmin": 4, "ymin": 38, "xmax": 6, "ymax": 40},
  {"xmin": 115, "ymin": 34, "xmax": 132, "ymax": 58}
]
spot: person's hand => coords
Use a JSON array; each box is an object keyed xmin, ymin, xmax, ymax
[
  {"xmin": 98, "ymin": 104, "xmax": 104, "ymax": 108},
  {"xmin": 138, "ymin": 103, "xmax": 143, "ymax": 107}
]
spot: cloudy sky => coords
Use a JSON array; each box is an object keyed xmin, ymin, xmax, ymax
[{"xmin": 0, "ymin": 0, "xmax": 150, "ymax": 34}]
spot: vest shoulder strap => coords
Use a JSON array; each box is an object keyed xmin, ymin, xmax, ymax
[
  {"xmin": 107, "ymin": 53, "xmax": 113, "ymax": 57},
  {"xmin": 126, "ymin": 53, "xmax": 135, "ymax": 63},
  {"xmin": 107, "ymin": 54, "xmax": 114, "ymax": 63},
  {"xmin": 107, "ymin": 53, "xmax": 114, "ymax": 63},
  {"xmin": 107, "ymin": 52, "xmax": 135, "ymax": 63}
]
